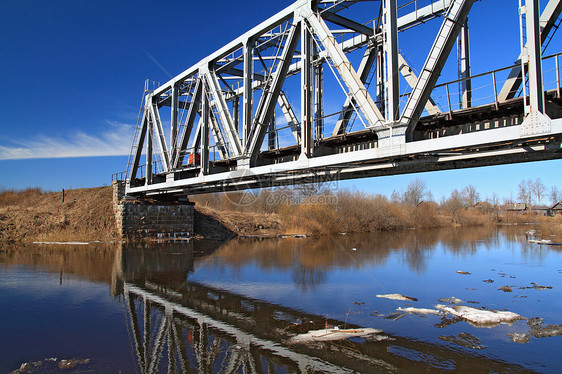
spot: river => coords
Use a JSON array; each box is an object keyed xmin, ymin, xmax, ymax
[{"xmin": 1, "ymin": 226, "xmax": 561, "ymax": 373}]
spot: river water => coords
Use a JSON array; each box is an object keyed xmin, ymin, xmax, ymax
[{"xmin": 1, "ymin": 226, "xmax": 561, "ymax": 373}]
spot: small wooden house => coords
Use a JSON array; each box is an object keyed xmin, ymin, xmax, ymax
[
  {"xmin": 504, "ymin": 203, "xmax": 527, "ymax": 213},
  {"xmin": 551, "ymin": 202, "xmax": 562, "ymax": 216},
  {"xmin": 474, "ymin": 201, "xmax": 494, "ymax": 214},
  {"xmin": 531, "ymin": 205, "xmax": 550, "ymax": 216}
]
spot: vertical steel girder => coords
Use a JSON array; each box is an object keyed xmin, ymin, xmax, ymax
[
  {"xmin": 301, "ymin": 19, "xmax": 313, "ymax": 157},
  {"xmin": 314, "ymin": 60, "xmax": 324, "ymax": 139},
  {"xmin": 525, "ymin": 0, "xmax": 546, "ymax": 114},
  {"xmin": 498, "ymin": 0, "xmax": 562, "ymax": 101},
  {"xmin": 458, "ymin": 18, "xmax": 472, "ymax": 108},
  {"xmin": 401, "ymin": 0, "xmax": 476, "ymax": 138},
  {"xmin": 170, "ymin": 84, "xmax": 179, "ymax": 162},
  {"xmin": 243, "ymin": 40, "xmax": 254, "ymax": 147},
  {"xmin": 384, "ymin": 0, "xmax": 400, "ymax": 122}
]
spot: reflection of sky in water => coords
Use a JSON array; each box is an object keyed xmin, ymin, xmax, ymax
[
  {"xmin": 0, "ymin": 266, "xmax": 135, "ymax": 373},
  {"xmin": 190, "ymin": 229, "xmax": 562, "ymax": 369}
]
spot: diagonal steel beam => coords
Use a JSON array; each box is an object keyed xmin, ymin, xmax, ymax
[
  {"xmin": 209, "ymin": 113, "xmax": 229, "ymax": 159},
  {"xmin": 205, "ymin": 70, "xmax": 242, "ymax": 156},
  {"xmin": 306, "ymin": 11, "xmax": 386, "ymax": 132},
  {"xmin": 148, "ymin": 101, "xmax": 171, "ymax": 172},
  {"xmin": 498, "ymin": 0, "xmax": 562, "ymax": 101},
  {"xmin": 129, "ymin": 110, "xmax": 148, "ymax": 187},
  {"xmin": 401, "ymin": 0, "xmax": 475, "ymax": 138},
  {"xmin": 148, "ymin": 314, "xmax": 169, "ymax": 374},
  {"xmin": 175, "ymin": 78, "xmax": 202, "ymax": 168},
  {"xmin": 321, "ymin": 10, "xmax": 374, "ymax": 36},
  {"xmin": 245, "ymin": 21, "xmax": 301, "ymax": 162},
  {"xmin": 125, "ymin": 292, "xmax": 146, "ymax": 371},
  {"xmin": 278, "ymin": 91, "xmax": 301, "ymax": 142},
  {"xmin": 398, "ymin": 54, "xmax": 440, "ymax": 115},
  {"xmin": 332, "ymin": 46, "xmax": 377, "ymax": 136}
]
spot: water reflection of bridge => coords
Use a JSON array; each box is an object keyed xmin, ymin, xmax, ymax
[{"xmin": 117, "ymin": 240, "xmax": 534, "ymax": 373}]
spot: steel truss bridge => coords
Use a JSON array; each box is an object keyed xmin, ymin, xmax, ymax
[{"xmin": 123, "ymin": 0, "xmax": 562, "ymax": 197}]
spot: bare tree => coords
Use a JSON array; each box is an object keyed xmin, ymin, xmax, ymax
[
  {"xmin": 551, "ymin": 186, "xmax": 560, "ymax": 206},
  {"xmin": 390, "ymin": 189, "xmax": 402, "ymax": 204},
  {"xmin": 518, "ymin": 179, "xmax": 533, "ymax": 207},
  {"xmin": 441, "ymin": 189, "xmax": 464, "ymax": 216},
  {"xmin": 294, "ymin": 182, "xmax": 327, "ymax": 198},
  {"xmin": 461, "ymin": 185, "xmax": 480, "ymax": 207},
  {"xmin": 533, "ymin": 178, "xmax": 546, "ymax": 206},
  {"xmin": 403, "ymin": 179, "xmax": 427, "ymax": 206}
]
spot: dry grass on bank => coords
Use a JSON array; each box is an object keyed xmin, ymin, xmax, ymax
[
  {"xmin": 0, "ymin": 186, "xmax": 119, "ymax": 244},
  {"xmin": 535, "ymin": 215, "xmax": 562, "ymax": 242},
  {"xmin": 191, "ymin": 189, "xmax": 482, "ymax": 236}
]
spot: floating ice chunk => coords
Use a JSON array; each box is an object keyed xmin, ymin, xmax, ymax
[
  {"xmin": 439, "ymin": 332, "xmax": 487, "ymax": 350},
  {"xmin": 376, "ymin": 293, "xmax": 417, "ymax": 302},
  {"xmin": 435, "ymin": 304, "xmax": 523, "ymax": 326},
  {"xmin": 530, "ymin": 324, "xmax": 562, "ymax": 338},
  {"xmin": 397, "ymin": 307, "xmax": 442, "ymax": 315},
  {"xmin": 438, "ymin": 297, "xmax": 463, "ymax": 304},
  {"xmin": 287, "ymin": 328, "xmax": 383, "ymax": 344},
  {"xmin": 508, "ymin": 333, "xmax": 531, "ymax": 344}
]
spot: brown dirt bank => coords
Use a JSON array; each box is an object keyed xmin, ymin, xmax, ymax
[
  {"xmin": 2, "ymin": 186, "xmax": 559, "ymax": 245},
  {"xmin": 0, "ymin": 187, "xmax": 119, "ymax": 244},
  {"xmin": 0, "ymin": 186, "xmax": 282, "ymax": 245}
]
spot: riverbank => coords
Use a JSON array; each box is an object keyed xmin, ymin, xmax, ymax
[
  {"xmin": 1, "ymin": 186, "xmax": 561, "ymax": 245},
  {"xmin": 0, "ymin": 186, "xmax": 283, "ymax": 245}
]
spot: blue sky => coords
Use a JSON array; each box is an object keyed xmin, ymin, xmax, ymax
[{"xmin": 1, "ymin": 0, "xmax": 561, "ymax": 201}]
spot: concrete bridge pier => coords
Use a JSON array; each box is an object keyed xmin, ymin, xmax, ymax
[{"xmin": 112, "ymin": 181, "xmax": 194, "ymax": 240}]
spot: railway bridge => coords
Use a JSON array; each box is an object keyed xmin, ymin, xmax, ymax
[{"xmin": 119, "ymin": 0, "xmax": 562, "ymax": 198}]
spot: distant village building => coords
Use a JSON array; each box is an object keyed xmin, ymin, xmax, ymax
[
  {"xmin": 474, "ymin": 201, "xmax": 494, "ymax": 214},
  {"xmin": 551, "ymin": 202, "xmax": 562, "ymax": 216},
  {"xmin": 530, "ymin": 205, "xmax": 550, "ymax": 216},
  {"xmin": 504, "ymin": 203, "xmax": 527, "ymax": 214}
]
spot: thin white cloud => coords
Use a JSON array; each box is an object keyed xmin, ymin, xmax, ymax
[{"xmin": 0, "ymin": 121, "xmax": 134, "ymax": 160}]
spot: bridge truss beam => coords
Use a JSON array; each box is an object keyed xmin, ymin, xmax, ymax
[{"xmin": 125, "ymin": 0, "xmax": 562, "ymax": 198}]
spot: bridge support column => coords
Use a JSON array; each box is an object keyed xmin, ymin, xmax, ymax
[{"xmin": 112, "ymin": 181, "xmax": 194, "ymax": 240}]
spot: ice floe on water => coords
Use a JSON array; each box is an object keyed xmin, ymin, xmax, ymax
[
  {"xmin": 435, "ymin": 304, "xmax": 523, "ymax": 326},
  {"xmin": 439, "ymin": 332, "xmax": 487, "ymax": 350},
  {"xmin": 509, "ymin": 333, "xmax": 531, "ymax": 344},
  {"xmin": 376, "ymin": 293, "xmax": 417, "ymax": 301},
  {"xmin": 437, "ymin": 297, "xmax": 463, "ymax": 304},
  {"xmin": 396, "ymin": 307, "xmax": 442, "ymax": 315},
  {"xmin": 287, "ymin": 327, "xmax": 385, "ymax": 344}
]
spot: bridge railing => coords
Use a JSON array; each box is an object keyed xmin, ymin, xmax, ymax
[{"xmin": 423, "ymin": 51, "xmax": 562, "ymax": 117}]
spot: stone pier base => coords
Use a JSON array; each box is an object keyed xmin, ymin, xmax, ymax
[{"xmin": 112, "ymin": 181, "xmax": 194, "ymax": 240}]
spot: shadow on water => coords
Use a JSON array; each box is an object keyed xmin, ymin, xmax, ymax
[{"xmin": 0, "ymin": 226, "xmax": 549, "ymax": 373}]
